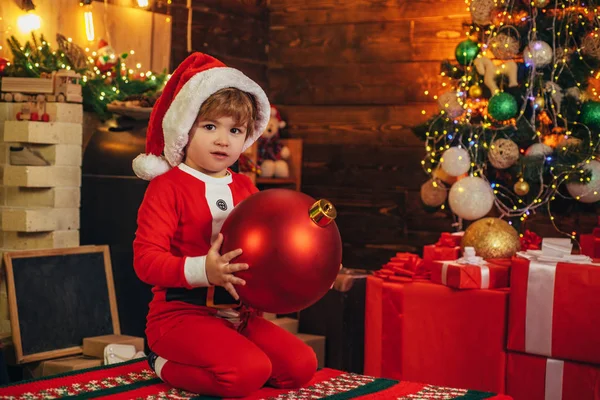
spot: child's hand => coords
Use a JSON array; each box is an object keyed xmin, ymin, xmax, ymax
[{"xmin": 205, "ymin": 233, "xmax": 249, "ymax": 300}]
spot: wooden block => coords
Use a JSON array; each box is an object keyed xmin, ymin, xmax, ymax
[
  {"xmin": 27, "ymin": 355, "xmax": 102, "ymax": 378},
  {"xmin": 1, "ymin": 208, "xmax": 79, "ymax": 232},
  {"xmin": 0, "ymin": 166, "xmax": 81, "ymax": 187},
  {"xmin": 0, "ymin": 230, "xmax": 79, "ymax": 250},
  {"xmin": 270, "ymin": 317, "xmax": 299, "ymax": 334},
  {"xmin": 83, "ymin": 335, "xmax": 145, "ymax": 359},
  {"xmin": 296, "ymin": 333, "xmax": 326, "ymax": 369},
  {"xmin": 2, "ymin": 121, "xmax": 82, "ymax": 145},
  {"xmin": 0, "ymin": 187, "xmax": 80, "ymax": 208},
  {"xmin": 0, "ymin": 144, "xmax": 82, "ymax": 166},
  {"xmin": 0, "ymin": 103, "xmax": 83, "ymax": 124}
]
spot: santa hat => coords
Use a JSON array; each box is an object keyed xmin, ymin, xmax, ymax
[{"xmin": 132, "ymin": 52, "xmax": 270, "ymax": 180}]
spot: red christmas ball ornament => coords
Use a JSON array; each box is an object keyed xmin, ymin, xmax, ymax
[
  {"xmin": 221, "ymin": 189, "xmax": 342, "ymax": 313},
  {"xmin": 0, "ymin": 57, "xmax": 9, "ymax": 76}
]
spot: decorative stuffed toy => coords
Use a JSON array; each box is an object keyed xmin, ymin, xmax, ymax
[{"xmin": 257, "ymin": 106, "xmax": 290, "ymax": 178}]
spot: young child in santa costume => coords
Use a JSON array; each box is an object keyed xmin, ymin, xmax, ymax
[{"xmin": 132, "ymin": 52, "xmax": 317, "ymax": 397}]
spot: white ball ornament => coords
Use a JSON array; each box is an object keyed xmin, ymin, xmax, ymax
[
  {"xmin": 448, "ymin": 176, "xmax": 495, "ymax": 220},
  {"xmin": 566, "ymin": 160, "xmax": 600, "ymax": 203},
  {"xmin": 525, "ymin": 143, "xmax": 553, "ymax": 157},
  {"xmin": 524, "ymin": 41, "xmax": 553, "ymax": 69},
  {"xmin": 441, "ymin": 147, "xmax": 471, "ymax": 177}
]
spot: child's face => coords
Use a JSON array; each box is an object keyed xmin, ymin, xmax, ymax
[{"xmin": 184, "ymin": 115, "xmax": 248, "ymax": 177}]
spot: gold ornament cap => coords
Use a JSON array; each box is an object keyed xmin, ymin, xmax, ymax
[{"xmin": 309, "ymin": 199, "xmax": 337, "ymax": 227}]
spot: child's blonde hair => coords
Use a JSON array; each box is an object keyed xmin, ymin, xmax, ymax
[{"xmin": 196, "ymin": 87, "xmax": 258, "ymax": 139}]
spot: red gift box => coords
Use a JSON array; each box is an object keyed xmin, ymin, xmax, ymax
[
  {"xmin": 507, "ymin": 352, "xmax": 600, "ymax": 400},
  {"xmin": 580, "ymin": 227, "xmax": 600, "ymax": 259},
  {"xmin": 422, "ymin": 234, "xmax": 462, "ymax": 272},
  {"xmin": 402, "ymin": 282, "xmax": 508, "ymax": 393},
  {"xmin": 508, "ymin": 256, "xmax": 600, "ymax": 365},
  {"xmin": 365, "ymin": 274, "xmax": 508, "ymax": 393},
  {"xmin": 431, "ymin": 260, "xmax": 510, "ymax": 289}
]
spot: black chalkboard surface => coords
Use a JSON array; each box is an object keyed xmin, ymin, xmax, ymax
[{"xmin": 4, "ymin": 246, "xmax": 120, "ymax": 364}]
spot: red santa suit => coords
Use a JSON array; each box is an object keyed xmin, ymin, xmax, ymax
[{"xmin": 131, "ymin": 53, "xmax": 317, "ymax": 397}]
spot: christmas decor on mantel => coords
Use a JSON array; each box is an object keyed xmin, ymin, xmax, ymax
[
  {"xmin": 413, "ymin": 0, "xmax": 600, "ymax": 238},
  {"xmin": 1, "ymin": 33, "xmax": 167, "ymax": 119}
]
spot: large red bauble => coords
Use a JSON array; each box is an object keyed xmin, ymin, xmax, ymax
[{"xmin": 221, "ymin": 189, "xmax": 342, "ymax": 313}]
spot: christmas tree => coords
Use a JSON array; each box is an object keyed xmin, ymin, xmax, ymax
[{"xmin": 414, "ymin": 0, "xmax": 600, "ymax": 237}]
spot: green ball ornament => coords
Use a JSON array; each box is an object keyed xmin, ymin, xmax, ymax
[
  {"xmin": 455, "ymin": 39, "xmax": 480, "ymax": 66},
  {"xmin": 580, "ymin": 101, "xmax": 600, "ymax": 129},
  {"xmin": 488, "ymin": 92, "xmax": 518, "ymax": 121}
]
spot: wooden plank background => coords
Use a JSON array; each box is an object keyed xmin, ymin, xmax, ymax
[{"xmin": 169, "ymin": 0, "xmax": 599, "ymax": 270}]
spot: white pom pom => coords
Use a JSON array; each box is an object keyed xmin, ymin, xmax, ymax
[{"xmin": 132, "ymin": 153, "xmax": 171, "ymax": 180}]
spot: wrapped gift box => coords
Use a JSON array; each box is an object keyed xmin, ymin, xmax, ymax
[
  {"xmin": 507, "ymin": 352, "xmax": 600, "ymax": 400},
  {"xmin": 431, "ymin": 259, "xmax": 510, "ymax": 289},
  {"xmin": 508, "ymin": 254, "xmax": 600, "ymax": 365},
  {"xmin": 580, "ymin": 227, "xmax": 600, "ymax": 258},
  {"xmin": 422, "ymin": 233, "xmax": 462, "ymax": 271},
  {"xmin": 365, "ymin": 275, "xmax": 508, "ymax": 394}
]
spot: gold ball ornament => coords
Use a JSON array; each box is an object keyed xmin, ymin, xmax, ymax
[
  {"xmin": 469, "ymin": 85, "xmax": 483, "ymax": 98},
  {"xmin": 533, "ymin": 96, "xmax": 545, "ymax": 110},
  {"xmin": 513, "ymin": 179, "xmax": 530, "ymax": 196},
  {"xmin": 461, "ymin": 217, "xmax": 521, "ymax": 259}
]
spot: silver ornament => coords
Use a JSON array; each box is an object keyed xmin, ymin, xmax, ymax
[
  {"xmin": 524, "ymin": 41, "xmax": 553, "ymax": 68},
  {"xmin": 490, "ymin": 33, "xmax": 520, "ymax": 60}
]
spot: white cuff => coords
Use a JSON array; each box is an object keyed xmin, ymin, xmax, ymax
[{"xmin": 184, "ymin": 256, "xmax": 210, "ymax": 287}]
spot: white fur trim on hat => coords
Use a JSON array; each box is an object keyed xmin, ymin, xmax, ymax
[
  {"xmin": 132, "ymin": 153, "xmax": 172, "ymax": 181},
  {"xmin": 162, "ymin": 67, "xmax": 270, "ymax": 167}
]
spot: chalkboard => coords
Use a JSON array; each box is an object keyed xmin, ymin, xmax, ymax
[{"xmin": 4, "ymin": 246, "xmax": 120, "ymax": 364}]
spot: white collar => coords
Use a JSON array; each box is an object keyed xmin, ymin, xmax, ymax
[{"xmin": 178, "ymin": 163, "xmax": 233, "ymax": 185}]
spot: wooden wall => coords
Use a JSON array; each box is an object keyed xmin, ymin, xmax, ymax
[
  {"xmin": 0, "ymin": 0, "xmax": 171, "ymax": 72},
  {"xmin": 169, "ymin": 0, "xmax": 268, "ymax": 89},
  {"xmin": 269, "ymin": 0, "xmax": 469, "ymax": 269}
]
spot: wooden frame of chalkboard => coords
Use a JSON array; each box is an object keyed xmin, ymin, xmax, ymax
[{"xmin": 4, "ymin": 245, "xmax": 120, "ymax": 364}]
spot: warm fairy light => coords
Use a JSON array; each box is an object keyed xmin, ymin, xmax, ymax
[
  {"xmin": 17, "ymin": 12, "xmax": 41, "ymax": 33},
  {"xmin": 84, "ymin": 10, "xmax": 95, "ymax": 42}
]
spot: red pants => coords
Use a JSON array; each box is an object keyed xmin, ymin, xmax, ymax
[{"xmin": 151, "ymin": 313, "xmax": 318, "ymax": 397}]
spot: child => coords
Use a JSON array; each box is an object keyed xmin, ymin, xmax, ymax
[{"xmin": 132, "ymin": 53, "xmax": 317, "ymax": 397}]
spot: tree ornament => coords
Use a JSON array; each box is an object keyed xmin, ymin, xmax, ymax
[
  {"xmin": 437, "ymin": 91, "xmax": 465, "ymax": 118},
  {"xmin": 448, "ymin": 176, "xmax": 495, "ymax": 220},
  {"xmin": 524, "ymin": 41, "xmax": 553, "ymax": 69},
  {"xmin": 221, "ymin": 189, "xmax": 342, "ymax": 313},
  {"xmin": 433, "ymin": 165, "xmax": 462, "ymax": 185},
  {"xmin": 488, "ymin": 138, "xmax": 520, "ymax": 169},
  {"xmin": 581, "ymin": 34, "xmax": 600, "ymax": 60},
  {"xmin": 95, "ymin": 39, "xmax": 118, "ymax": 73},
  {"xmin": 441, "ymin": 147, "xmax": 471, "ymax": 176},
  {"xmin": 473, "ymin": 56, "xmax": 518, "ymax": 94},
  {"xmin": 470, "ymin": 0, "xmax": 496, "ymax": 25},
  {"xmin": 469, "ymin": 84, "xmax": 483, "ymax": 98},
  {"xmin": 513, "ymin": 178, "xmax": 530, "ymax": 196},
  {"xmin": 544, "ymin": 81, "xmax": 564, "ymax": 114},
  {"xmin": 566, "ymin": 87, "xmax": 582, "ymax": 101},
  {"xmin": 0, "ymin": 58, "xmax": 8, "ymax": 76},
  {"xmin": 566, "ymin": 160, "xmax": 600, "ymax": 204},
  {"xmin": 421, "ymin": 178, "xmax": 448, "ymax": 207},
  {"xmin": 522, "ymin": 0, "xmax": 550, "ymax": 7},
  {"xmin": 533, "ymin": 96, "xmax": 545, "ymax": 110},
  {"xmin": 525, "ymin": 143, "xmax": 553, "ymax": 157},
  {"xmin": 489, "ymin": 33, "xmax": 520, "ymax": 60},
  {"xmin": 488, "ymin": 92, "xmax": 518, "ymax": 121},
  {"xmin": 581, "ymin": 101, "xmax": 600, "ymax": 129},
  {"xmin": 461, "ymin": 217, "xmax": 521, "ymax": 259},
  {"xmin": 455, "ymin": 39, "xmax": 480, "ymax": 66}
]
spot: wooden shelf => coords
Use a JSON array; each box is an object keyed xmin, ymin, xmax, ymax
[{"xmin": 256, "ymin": 178, "xmax": 297, "ymax": 185}]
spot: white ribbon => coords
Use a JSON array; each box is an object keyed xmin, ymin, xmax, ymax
[
  {"xmin": 525, "ymin": 261, "xmax": 557, "ymax": 356},
  {"xmin": 545, "ymin": 358, "xmax": 564, "ymax": 400},
  {"xmin": 441, "ymin": 262, "xmax": 449, "ymax": 285}
]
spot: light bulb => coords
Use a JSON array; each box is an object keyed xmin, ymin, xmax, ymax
[{"xmin": 17, "ymin": 12, "xmax": 41, "ymax": 34}]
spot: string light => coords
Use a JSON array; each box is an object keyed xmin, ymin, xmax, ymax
[{"xmin": 419, "ymin": 0, "xmax": 600, "ymax": 237}]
